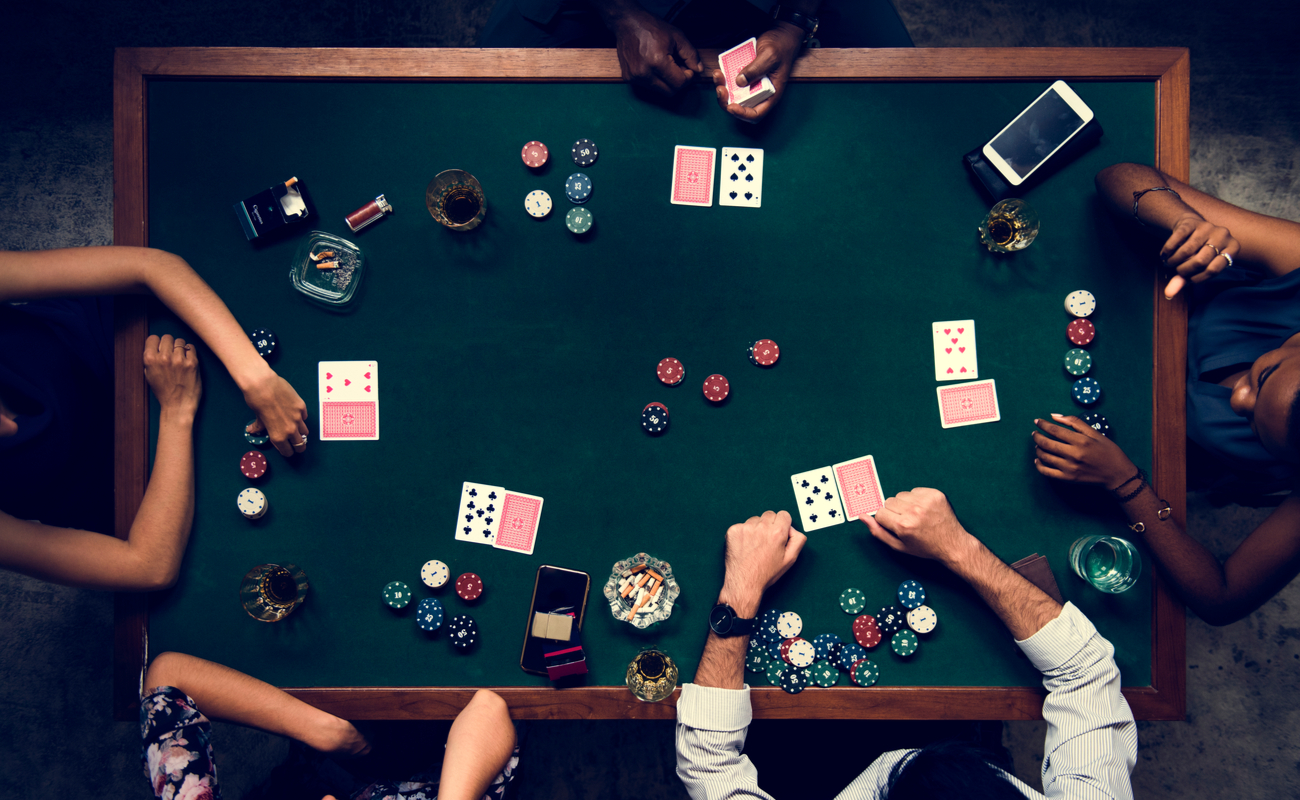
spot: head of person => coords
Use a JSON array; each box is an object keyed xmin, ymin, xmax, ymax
[
  {"xmin": 886, "ymin": 740, "xmax": 1024, "ymax": 800},
  {"xmin": 1229, "ymin": 339, "xmax": 1300, "ymax": 463}
]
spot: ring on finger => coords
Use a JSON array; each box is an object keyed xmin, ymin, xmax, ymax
[{"xmin": 1222, "ymin": 252, "xmax": 1234, "ymax": 267}]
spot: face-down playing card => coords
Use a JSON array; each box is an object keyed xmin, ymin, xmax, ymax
[
  {"xmin": 832, "ymin": 455, "xmax": 887, "ymax": 520},
  {"xmin": 670, "ymin": 146, "xmax": 716, "ymax": 207},
  {"xmin": 493, "ymin": 490, "xmax": 544, "ymax": 555},
  {"xmin": 318, "ymin": 361, "xmax": 378, "ymax": 440},
  {"xmin": 790, "ymin": 467, "xmax": 846, "ymax": 531},
  {"xmin": 936, "ymin": 379, "xmax": 1000, "ymax": 428}
]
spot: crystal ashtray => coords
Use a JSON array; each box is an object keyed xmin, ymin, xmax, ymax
[{"xmin": 603, "ymin": 552, "xmax": 680, "ymax": 629}]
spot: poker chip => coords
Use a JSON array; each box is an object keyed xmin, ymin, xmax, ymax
[
  {"xmin": 420, "ymin": 559, "xmax": 450, "ymax": 589},
  {"xmin": 1082, "ymin": 412, "xmax": 1112, "ymax": 438},
  {"xmin": 779, "ymin": 666, "xmax": 808, "ymax": 694},
  {"xmin": 828, "ymin": 642, "xmax": 845, "ymax": 668},
  {"xmin": 1067, "ymin": 318, "xmax": 1096, "ymax": 346},
  {"xmin": 779, "ymin": 638, "xmax": 796, "ymax": 664},
  {"xmin": 851, "ymin": 658, "xmax": 880, "ymax": 687},
  {"xmin": 383, "ymin": 580, "xmax": 412, "ymax": 609},
  {"xmin": 416, "ymin": 597, "xmax": 444, "ymax": 631},
  {"xmin": 521, "ymin": 140, "xmax": 549, "ymax": 168},
  {"xmin": 787, "ymin": 639, "xmax": 816, "ymax": 668},
  {"xmin": 749, "ymin": 339, "xmax": 780, "ymax": 367},
  {"xmin": 236, "ymin": 487, "xmax": 267, "ymax": 519},
  {"xmin": 657, "ymin": 357, "xmax": 685, "ymax": 386},
  {"xmin": 572, "ymin": 138, "xmax": 598, "ymax": 167},
  {"xmin": 1065, "ymin": 290, "xmax": 1096, "ymax": 318},
  {"xmin": 811, "ymin": 633, "xmax": 841, "ymax": 661},
  {"xmin": 767, "ymin": 638, "xmax": 786, "ymax": 660},
  {"xmin": 776, "ymin": 611, "xmax": 803, "ymax": 639},
  {"xmin": 524, "ymin": 189, "xmax": 552, "ymax": 218},
  {"xmin": 1071, "ymin": 377, "xmax": 1102, "ymax": 406},
  {"xmin": 876, "ymin": 606, "xmax": 906, "ymax": 636},
  {"xmin": 702, "ymin": 374, "xmax": 730, "ymax": 403},
  {"xmin": 1064, "ymin": 348, "xmax": 1093, "ymax": 376},
  {"xmin": 243, "ymin": 419, "xmax": 270, "ymax": 447},
  {"xmin": 837, "ymin": 642, "xmax": 867, "ymax": 671},
  {"xmin": 839, "ymin": 588, "xmax": 866, "ymax": 614},
  {"xmin": 765, "ymin": 659, "xmax": 787, "ymax": 686},
  {"xmin": 906, "ymin": 605, "xmax": 938, "ymax": 634},
  {"xmin": 892, "ymin": 629, "xmax": 919, "ymax": 657},
  {"xmin": 447, "ymin": 614, "xmax": 479, "ymax": 650},
  {"xmin": 853, "ymin": 615, "xmax": 882, "ymax": 648},
  {"xmin": 249, "ymin": 328, "xmax": 277, "ymax": 358},
  {"xmin": 758, "ymin": 609, "xmax": 784, "ymax": 642},
  {"xmin": 565, "ymin": 207, "xmax": 593, "ymax": 234},
  {"xmin": 897, "ymin": 580, "xmax": 926, "ymax": 609},
  {"xmin": 455, "ymin": 572, "xmax": 484, "ymax": 602},
  {"xmin": 239, "ymin": 450, "xmax": 268, "ymax": 480},
  {"xmin": 641, "ymin": 404, "xmax": 669, "ymax": 435},
  {"xmin": 745, "ymin": 647, "xmax": 770, "ymax": 672},
  {"xmin": 811, "ymin": 660, "xmax": 841, "ymax": 687},
  {"xmin": 565, "ymin": 172, "xmax": 593, "ymax": 204}
]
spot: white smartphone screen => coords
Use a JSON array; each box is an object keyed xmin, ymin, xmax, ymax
[{"xmin": 986, "ymin": 84, "xmax": 1090, "ymax": 182}]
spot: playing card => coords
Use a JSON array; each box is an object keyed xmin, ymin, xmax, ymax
[
  {"xmin": 718, "ymin": 38, "xmax": 758, "ymax": 105},
  {"xmin": 832, "ymin": 455, "xmax": 886, "ymax": 520},
  {"xmin": 455, "ymin": 482, "xmax": 505, "ymax": 545},
  {"xmin": 738, "ymin": 76, "xmax": 775, "ymax": 108},
  {"xmin": 719, "ymin": 147, "xmax": 764, "ymax": 208},
  {"xmin": 932, "ymin": 320, "xmax": 978, "ymax": 381},
  {"xmin": 936, "ymin": 379, "xmax": 1001, "ymax": 428},
  {"xmin": 670, "ymin": 145, "xmax": 716, "ymax": 207},
  {"xmin": 790, "ymin": 467, "xmax": 846, "ymax": 531},
  {"xmin": 318, "ymin": 361, "xmax": 379, "ymax": 440},
  {"xmin": 494, "ymin": 490, "xmax": 544, "ymax": 555}
]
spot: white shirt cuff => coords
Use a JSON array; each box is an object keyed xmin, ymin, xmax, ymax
[
  {"xmin": 676, "ymin": 683, "xmax": 753, "ymax": 732},
  {"xmin": 1014, "ymin": 602, "xmax": 1098, "ymax": 672}
]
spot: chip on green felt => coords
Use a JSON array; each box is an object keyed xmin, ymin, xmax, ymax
[
  {"xmin": 382, "ymin": 580, "xmax": 412, "ymax": 609},
  {"xmin": 892, "ymin": 629, "xmax": 919, "ymax": 656},
  {"xmin": 840, "ymin": 587, "xmax": 866, "ymax": 614},
  {"xmin": 811, "ymin": 660, "xmax": 841, "ymax": 687}
]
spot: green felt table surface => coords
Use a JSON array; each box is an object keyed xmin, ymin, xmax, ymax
[{"xmin": 145, "ymin": 78, "xmax": 1154, "ymax": 690}]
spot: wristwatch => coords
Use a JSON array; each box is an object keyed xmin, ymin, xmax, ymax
[
  {"xmin": 709, "ymin": 602, "xmax": 756, "ymax": 636},
  {"xmin": 770, "ymin": 5, "xmax": 820, "ymax": 46}
]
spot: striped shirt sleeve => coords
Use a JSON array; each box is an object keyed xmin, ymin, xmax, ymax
[{"xmin": 675, "ymin": 683, "xmax": 775, "ymax": 800}]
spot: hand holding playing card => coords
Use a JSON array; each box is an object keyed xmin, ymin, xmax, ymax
[
  {"xmin": 861, "ymin": 488, "xmax": 978, "ymax": 567},
  {"xmin": 1032, "ymin": 414, "xmax": 1137, "ymax": 489},
  {"xmin": 722, "ymin": 510, "xmax": 807, "ymax": 604},
  {"xmin": 608, "ymin": 7, "xmax": 702, "ymax": 96},
  {"xmin": 712, "ymin": 25, "xmax": 802, "ymax": 122}
]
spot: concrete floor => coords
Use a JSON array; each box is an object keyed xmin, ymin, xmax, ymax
[{"xmin": 2, "ymin": 1, "xmax": 1299, "ymax": 797}]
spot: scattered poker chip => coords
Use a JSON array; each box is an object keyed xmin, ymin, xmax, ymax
[
  {"xmin": 892, "ymin": 629, "xmax": 919, "ymax": 657},
  {"xmin": 572, "ymin": 138, "xmax": 598, "ymax": 167},
  {"xmin": 249, "ymin": 328, "xmax": 277, "ymax": 358},
  {"xmin": 787, "ymin": 639, "xmax": 817, "ymax": 668},
  {"xmin": 521, "ymin": 140, "xmax": 549, "ymax": 168},
  {"xmin": 837, "ymin": 642, "xmax": 867, "ymax": 671},
  {"xmin": 811, "ymin": 660, "xmax": 841, "ymax": 687},
  {"xmin": 777, "ymin": 611, "xmax": 803, "ymax": 639},
  {"xmin": 748, "ymin": 636, "xmax": 768, "ymax": 655},
  {"xmin": 758, "ymin": 609, "xmax": 784, "ymax": 642},
  {"xmin": 702, "ymin": 374, "xmax": 730, "ymax": 403},
  {"xmin": 565, "ymin": 172, "xmax": 593, "ymax": 204},
  {"xmin": 420, "ymin": 559, "xmax": 450, "ymax": 589},
  {"xmin": 1067, "ymin": 318, "xmax": 1096, "ymax": 346},
  {"xmin": 779, "ymin": 666, "xmax": 807, "ymax": 694},
  {"xmin": 779, "ymin": 638, "xmax": 796, "ymax": 664},
  {"xmin": 851, "ymin": 658, "xmax": 880, "ymax": 687},
  {"xmin": 749, "ymin": 339, "xmax": 780, "ymax": 367},
  {"xmin": 565, "ymin": 207, "xmax": 593, "ymax": 234},
  {"xmin": 906, "ymin": 605, "xmax": 938, "ymax": 634},
  {"xmin": 765, "ymin": 659, "xmax": 787, "ymax": 686},
  {"xmin": 811, "ymin": 633, "xmax": 842, "ymax": 661},
  {"xmin": 828, "ymin": 642, "xmax": 845, "ymax": 668},
  {"xmin": 1072, "ymin": 377, "xmax": 1102, "ymax": 406},
  {"xmin": 243, "ymin": 419, "xmax": 270, "ymax": 447},
  {"xmin": 1082, "ymin": 412, "xmax": 1112, "ymax": 438},
  {"xmin": 1064, "ymin": 348, "xmax": 1093, "ymax": 376},
  {"xmin": 876, "ymin": 606, "xmax": 905, "ymax": 636},
  {"xmin": 897, "ymin": 580, "xmax": 926, "ymax": 609},
  {"xmin": 853, "ymin": 615, "xmax": 882, "ymax": 648},
  {"xmin": 1065, "ymin": 289, "xmax": 1097, "ymax": 318},
  {"xmin": 641, "ymin": 404, "xmax": 669, "ymax": 435},
  {"xmin": 239, "ymin": 450, "xmax": 268, "ymax": 480},
  {"xmin": 839, "ymin": 588, "xmax": 866, "ymax": 614},
  {"xmin": 657, "ymin": 357, "xmax": 685, "ymax": 386},
  {"xmin": 455, "ymin": 572, "xmax": 484, "ymax": 602},
  {"xmin": 447, "ymin": 614, "xmax": 479, "ymax": 650},
  {"xmin": 524, "ymin": 189, "xmax": 552, "ymax": 218},
  {"xmin": 745, "ymin": 647, "xmax": 770, "ymax": 672},
  {"xmin": 383, "ymin": 580, "xmax": 412, "ymax": 609},
  {"xmin": 236, "ymin": 487, "xmax": 267, "ymax": 519},
  {"xmin": 767, "ymin": 638, "xmax": 786, "ymax": 660},
  {"xmin": 416, "ymin": 597, "xmax": 445, "ymax": 631},
  {"xmin": 644, "ymin": 401, "xmax": 669, "ymax": 414}
]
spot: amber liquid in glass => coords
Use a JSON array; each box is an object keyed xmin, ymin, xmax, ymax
[
  {"xmin": 262, "ymin": 568, "xmax": 299, "ymax": 606},
  {"xmin": 443, "ymin": 188, "xmax": 481, "ymax": 225}
]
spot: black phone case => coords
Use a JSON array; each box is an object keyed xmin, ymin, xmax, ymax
[
  {"xmin": 519, "ymin": 565, "xmax": 591, "ymax": 675},
  {"xmin": 963, "ymin": 118, "xmax": 1104, "ymax": 202}
]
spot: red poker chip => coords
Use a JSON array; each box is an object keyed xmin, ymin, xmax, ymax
[
  {"xmin": 656, "ymin": 357, "xmax": 684, "ymax": 386},
  {"xmin": 855, "ymin": 625, "xmax": 883, "ymax": 649},
  {"xmin": 848, "ymin": 658, "xmax": 867, "ymax": 686},
  {"xmin": 751, "ymin": 338, "xmax": 780, "ymax": 367},
  {"xmin": 643, "ymin": 401, "xmax": 669, "ymax": 416},
  {"xmin": 521, "ymin": 141, "xmax": 549, "ymax": 168},
  {"xmin": 852, "ymin": 614, "xmax": 878, "ymax": 633},
  {"xmin": 779, "ymin": 638, "xmax": 795, "ymax": 664},
  {"xmin": 239, "ymin": 450, "xmax": 267, "ymax": 479},
  {"xmin": 455, "ymin": 572, "xmax": 484, "ymax": 601},
  {"xmin": 1067, "ymin": 318, "xmax": 1095, "ymax": 346},
  {"xmin": 702, "ymin": 374, "xmax": 730, "ymax": 402}
]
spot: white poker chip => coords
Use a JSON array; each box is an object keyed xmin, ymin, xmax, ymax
[
  {"xmin": 237, "ymin": 488, "xmax": 267, "ymax": 519},
  {"xmin": 788, "ymin": 639, "xmax": 817, "ymax": 668},
  {"xmin": 1065, "ymin": 290, "xmax": 1096, "ymax": 318},
  {"xmin": 776, "ymin": 611, "xmax": 803, "ymax": 639},
  {"xmin": 420, "ymin": 559, "xmax": 450, "ymax": 588},
  {"xmin": 525, "ymin": 189, "xmax": 552, "ymax": 219},
  {"xmin": 906, "ymin": 604, "xmax": 938, "ymax": 634}
]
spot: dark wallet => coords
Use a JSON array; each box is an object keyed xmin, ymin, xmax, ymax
[
  {"xmin": 1010, "ymin": 553, "xmax": 1066, "ymax": 605},
  {"xmin": 963, "ymin": 118, "xmax": 1104, "ymax": 203}
]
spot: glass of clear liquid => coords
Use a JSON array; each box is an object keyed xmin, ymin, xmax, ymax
[
  {"xmin": 1069, "ymin": 536, "xmax": 1142, "ymax": 594},
  {"xmin": 979, "ymin": 198, "xmax": 1040, "ymax": 252}
]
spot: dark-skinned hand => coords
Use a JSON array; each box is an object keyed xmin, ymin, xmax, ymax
[
  {"xmin": 711, "ymin": 23, "xmax": 804, "ymax": 123},
  {"xmin": 1032, "ymin": 414, "xmax": 1138, "ymax": 489},
  {"xmin": 610, "ymin": 7, "xmax": 703, "ymax": 97}
]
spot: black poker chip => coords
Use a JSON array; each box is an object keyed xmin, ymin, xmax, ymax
[
  {"xmin": 572, "ymin": 138, "xmax": 598, "ymax": 167},
  {"xmin": 1082, "ymin": 412, "xmax": 1112, "ymax": 438},
  {"xmin": 641, "ymin": 404, "xmax": 669, "ymax": 435},
  {"xmin": 447, "ymin": 614, "xmax": 479, "ymax": 650},
  {"xmin": 249, "ymin": 328, "xmax": 277, "ymax": 358},
  {"xmin": 876, "ymin": 605, "xmax": 906, "ymax": 636}
]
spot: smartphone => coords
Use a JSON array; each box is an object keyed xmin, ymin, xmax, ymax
[
  {"xmin": 981, "ymin": 81, "xmax": 1095, "ymax": 186},
  {"xmin": 520, "ymin": 565, "xmax": 591, "ymax": 676}
]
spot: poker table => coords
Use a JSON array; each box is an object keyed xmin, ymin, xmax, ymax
[{"xmin": 112, "ymin": 47, "xmax": 1189, "ymax": 721}]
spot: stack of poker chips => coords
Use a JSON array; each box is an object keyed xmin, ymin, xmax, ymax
[
  {"xmin": 1064, "ymin": 290, "xmax": 1106, "ymax": 427},
  {"xmin": 617, "ymin": 563, "xmax": 666, "ymax": 622},
  {"xmin": 236, "ymin": 449, "xmax": 269, "ymax": 520}
]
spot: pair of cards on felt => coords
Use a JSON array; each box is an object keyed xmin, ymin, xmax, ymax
[
  {"xmin": 455, "ymin": 481, "xmax": 544, "ymax": 556},
  {"xmin": 932, "ymin": 320, "xmax": 1001, "ymax": 429}
]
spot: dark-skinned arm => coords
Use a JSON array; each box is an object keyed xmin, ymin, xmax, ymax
[
  {"xmin": 711, "ymin": 1, "xmax": 822, "ymax": 123},
  {"xmin": 590, "ymin": 0, "xmax": 703, "ymax": 96}
]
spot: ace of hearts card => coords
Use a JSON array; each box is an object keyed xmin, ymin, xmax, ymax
[{"xmin": 318, "ymin": 361, "xmax": 379, "ymax": 440}]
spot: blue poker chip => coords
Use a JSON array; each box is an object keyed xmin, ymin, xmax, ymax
[
  {"xmin": 897, "ymin": 580, "xmax": 926, "ymax": 609},
  {"xmin": 812, "ymin": 633, "xmax": 842, "ymax": 661},
  {"xmin": 757, "ymin": 609, "xmax": 784, "ymax": 642},
  {"xmin": 837, "ymin": 642, "xmax": 867, "ymax": 671},
  {"xmin": 416, "ymin": 597, "xmax": 444, "ymax": 632},
  {"xmin": 641, "ymin": 404, "xmax": 669, "ymax": 435},
  {"xmin": 767, "ymin": 638, "xmax": 786, "ymax": 660},
  {"xmin": 779, "ymin": 666, "xmax": 807, "ymax": 694},
  {"xmin": 1072, "ymin": 377, "xmax": 1102, "ymax": 406},
  {"xmin": 565, "ymin": 172, "xmax": 593, "ymax": 204}
]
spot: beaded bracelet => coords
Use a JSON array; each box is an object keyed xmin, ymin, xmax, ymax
[{"xmin": 1115, "ymin": 470, "xmax": 1150, "ymax": 503}]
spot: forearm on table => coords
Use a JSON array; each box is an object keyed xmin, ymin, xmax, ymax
[
  {"xmin": 119, "ymin": 411, "xmax": 197, "ymax": 587},
  {"xmin": 1095, "ymin": 163, "xmax": 1200, "ymax": 231},
  {"xmin": 945, "ymin": 537, "xmax": 1061, "ymax": 641},
  {"xmin": 694, "ymin": 586, "xmax": 760, "ymax": 690}
]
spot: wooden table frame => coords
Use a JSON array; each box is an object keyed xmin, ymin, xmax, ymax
[{"xmin": 113, "ymin": 46, "xmax": 1188, "ymax": 722}]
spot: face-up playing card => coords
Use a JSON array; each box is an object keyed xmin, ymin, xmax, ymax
[
  {"xmin": 832, "ymin": 455, "xmax": 886, "ymax": 521},
  {"xmin": 455, "ymin": 482, "xmax": 504, "ymax": 545},
  {"xmin": 670, "ymin": 145, "xmax": 716, "ymax": 207},
  {"xmin": 932, "ymin": 320, "xmax": 977, "ymax": 381},
  {"xmin": 936, "ymin": 379, "xmax": 1001, "ymax": 428},
  {"xmin": 493, "ymin": 490, "xmax": 544, "ymax": 555},
  {"xmin": 318, "ymin": 361, "xmax": 379, "ymax": 440},
  {"xmin": 790, "ymin": 467, "xmax": 846, "ymax": 531},
  {"xmin": 719, "ymin": 147, "xmax": 764, "ymax": 208}
]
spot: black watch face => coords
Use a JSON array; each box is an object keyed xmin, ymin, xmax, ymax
[{"xmin": 709, "ymin": 604, "xmax": 733, "ymax": 634}]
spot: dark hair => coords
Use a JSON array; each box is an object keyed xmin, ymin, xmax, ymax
[{"xmin": 885, "ymin": 740, "xmax": 1025, "ymax": 800}]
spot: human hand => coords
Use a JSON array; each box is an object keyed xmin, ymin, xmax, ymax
[
  {"xmin": 1032, "ymin": 414, "xmax": 1137, "ymax": 489},
  {"xmin": 862, "ymin": 488, "xmax": 977, "ymax": 566},
  {"xmin": 610, "ymin": 8, "xmax": 702, "ymax": 96},
  {"xmin": 721, "ymin": 510, "xmax": 806, "ymax": 610},
  {"xmin": 242, "ymin": 371, "xmax": 309, "ymax": 458},
  {"xmin": 711, "ymin": 23, "xmax": 803, "ymax": 123},
  {"xmin": 143, "ymin": 334, "xmax": 201, "ymax": 418},
  {"xmin": 1160, "ymin": 213, "xmax": 1240, "ymax": 298}
]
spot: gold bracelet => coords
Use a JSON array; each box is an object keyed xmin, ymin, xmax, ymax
[{"xmin": 1128, "ymin": 501, "xmax": 1173, "ymax": 534}]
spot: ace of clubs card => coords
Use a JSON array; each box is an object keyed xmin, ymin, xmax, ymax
[{"xmin": 318, "ymin": 361, "xmax": 379, "ymax": 440}]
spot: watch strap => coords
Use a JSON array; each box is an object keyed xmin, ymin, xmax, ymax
[{"xmin": 770, "ymin": 5, "xmax": 819, "ymax": 44}]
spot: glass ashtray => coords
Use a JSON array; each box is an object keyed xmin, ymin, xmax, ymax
[
  {"xmin": 290, "ymin": 231, "xmax": 365, "ymax": 307},
  {"xmin": 603, "ymin": 552, "xmax": 680, "ymax": 629}
]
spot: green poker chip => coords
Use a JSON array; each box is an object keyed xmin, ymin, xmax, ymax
[
  {"xmin": 765, "ymin": 660, "xmax": 787, "ymax": 686},
  {"xmin": 244, "ymin": 419, "xmax": 270, "ymax": 446},
  {"xmin": 382, "ymin": 580, "xmax": 412, "ymax": 609},
  {"xmin": 892, "ymin": 629, "xmax": 919, "ymax": 657},
  {"xmin": 1064, "ymin": 348, "xmax": 1093, "ymax": 376},
  {"xmin": 840, "ymin": 587, "xmax": 866, "ymax": 614},
  {"xmin": 811, "ymin": 660, "xmax": 840, "ymax": 687},
  {"xmin": 745, "ymin": 648, "xmax": 770, "ymax": 673},
  {"xmin": 852, "ymin": 658, "xmax": 880, "ymax": 687}
]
